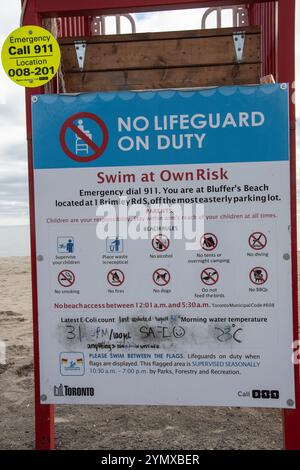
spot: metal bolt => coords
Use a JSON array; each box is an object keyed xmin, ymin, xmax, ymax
[
  {"xmin": 287, "ymin": 399, "xmax": 294, "ymax": 407},
  {"xmin": 40, "ymin": 394, "xmax": 47, "ymax": 402},
  {"xmin": 28, "ymin": 30, "xmax": 33, "ymax": 35},
  {"xmin": 283, "ymin": 253, "xmax": 290, "ymax": 261},
  {"xmin": 37, "ymin": 255, "xmax": 44, "ymax": 262},
  {"xmin": 32, "ymin": 96, "xmax": 38, "ymax": 103},
  {"xmin": 280, "ymin": 83, "xmax": 288, "ymax": 90}
]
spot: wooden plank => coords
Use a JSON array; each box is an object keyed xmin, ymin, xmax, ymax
[
  {"xmin": 63, "ymin": 64, "xmax": 261, "ymax": 93},
  {"xmin": 59, "ymin": 26, "xmax": 261, "ymax": 45},
  {"xmin": 61, "ymin": 33, "xmax": 261, "ymax": 73}
]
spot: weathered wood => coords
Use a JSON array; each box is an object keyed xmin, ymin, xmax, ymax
[
  {"xmin": 59, "ymin": 25, "xmax": 261, "ymax": 45},
  {"xmin": 61, "ymin": 34, "xmax": 260, "ymax": 73},
  {"xmin": 63, "ymin": 64, "xmax": 261, "ymax": 92},
  {"xmin": 59, "ymin": 26, "xmax": 261, "ymax": 92}
]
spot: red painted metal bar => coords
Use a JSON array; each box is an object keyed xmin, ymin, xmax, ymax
[
  {"xmin": 249, "ymin": 2, "xmax": 277, "ymax": 78},
  {"xmin": 33, "ymin": 0, "xmax": 267, "ymax": 17},
  {"xmin": 21, "ymin": 0, "xmax": 55, "ymax": 450},
  {"xmin": 276, "ymin": 0, "xmax": 300, "ymax": 451},
  {"xmin": 58, "ymin": 16, "xmax": 91, "ymax": 38}
]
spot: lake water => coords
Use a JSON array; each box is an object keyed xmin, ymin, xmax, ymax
[{"xmin": 0, "ymin": 225, "xmax": 30, "ymax": 257}]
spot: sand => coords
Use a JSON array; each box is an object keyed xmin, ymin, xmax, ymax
[{"xmin": 0, "ymin": 257, "xmax": 285, "ymax": 450}]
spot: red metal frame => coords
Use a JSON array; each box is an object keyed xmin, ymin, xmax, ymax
[{"xmin": 22, "ymin": 0, "xmax": 299, "ymax": 451}]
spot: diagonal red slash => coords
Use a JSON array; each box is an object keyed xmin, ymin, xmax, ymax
[
  {"xmin": 201, "ymin": 268, "xmax": 219, "ymax": 285},
  {"xmin": 155, "ymin": 236, "xmax": 169, "ymax": 250},
  {"xmin": 251, "ymin": 234, "xmax": 264, "ymax": 248},
  {"xmin": 202, "ymin": 269, "xmax": 217, "ymax": 281},
  {"xmin": 69, "ymin": 122, "xmax": 100, "ymax": 153},
  {"xmin": 60, "ymin": 112, "xmax": 109, "ymax": 163},
  {"xmin": 58, "ymin": 270, "xmax": 75, "ymax": 287}
]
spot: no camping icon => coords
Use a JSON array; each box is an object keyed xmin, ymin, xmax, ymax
[{"xmin": 60, "ymin": 112, "xmax": 109, "ymax": 162}]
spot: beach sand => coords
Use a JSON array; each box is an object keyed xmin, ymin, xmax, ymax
[{"xmin": 0, "ymin": 257, "xmax": 287, "ymax": 449}]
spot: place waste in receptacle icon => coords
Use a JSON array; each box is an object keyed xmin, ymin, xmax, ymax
[{"xmin": 106, "ymin": 237, "xmax": 123, "ymax": 253}]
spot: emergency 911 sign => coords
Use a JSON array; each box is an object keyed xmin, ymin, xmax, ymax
[
  {"xmin": 32, "ymin": 85, "xmax": 295, "ymax": 408},
  {"xmin": 1, "ymin": 26, "xmax": 60, "ymax": 88}
]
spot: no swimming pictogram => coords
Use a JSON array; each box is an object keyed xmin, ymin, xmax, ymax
[{"xmin": 60, "ymin": 112, "xmax": 108, "ymax": 162}]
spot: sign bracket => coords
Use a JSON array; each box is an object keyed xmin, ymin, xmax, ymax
[
  {"xmin": 75, "ymin": 40, "xmax": 87, "ymax": 71},
  {"xmin": 233, "ymin": 31, "xmax": 245, "ymax": 62}
]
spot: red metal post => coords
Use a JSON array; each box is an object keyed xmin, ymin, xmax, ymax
[
  {"xmin": 22, "ymin": 0, "xmax": 55, "ymax": 450},
  {"xmin": 277, "ymin": 0, "xmax": 300, "ymax": 451}
]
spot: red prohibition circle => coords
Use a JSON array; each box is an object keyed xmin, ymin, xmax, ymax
[
  {"xmin": 200, "ymin": 233, "xmax": 218, "ymax": 251},
  {"xmin": 152, "ymin": 234, "xmax": 170, "ymax": 252},
  {"xmin": 249, "ymin": 267, "xmax": 268, "ymax": 285},
  {"xmin": 248, "ymin": 232, "xmax": 267, "ymax": 251},
  {"xmin": 58, "ymin": 270, "xmax": 75, "ymax": 287},
  {"xmin": 107, "ymin": 269, "xmax": 125, "ymax": 287},
  {"xmin": 152, "ymin": 268, "xmax": 171, "ymax": 286},
  {"xmin": 60, "ymin": 112, "xmax": 109, "ymax": 162},
  {"xmin": 200, "ymin": 268, "xmax": 219, "ymax": 286}
]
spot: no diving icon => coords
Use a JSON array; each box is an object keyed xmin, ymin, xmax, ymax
[
  {"xmin": 60, "ymin": 112, "xmax": 109, "ymax": 162},
  {"xmin": 249, "ymin": 232, "xmax": 267, "ymax": 251}
]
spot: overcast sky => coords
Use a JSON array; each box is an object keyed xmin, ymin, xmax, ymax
[{"xmin": 0, "ymin": 1, "xmax": 299, "ymax": 246}]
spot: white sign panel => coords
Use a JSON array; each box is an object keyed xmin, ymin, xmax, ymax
[{"xmin": 32, "ymin": 85, "xmax": 295, "ymax": 407}]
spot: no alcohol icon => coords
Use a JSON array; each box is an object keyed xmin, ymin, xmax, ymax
[{"xmin": 152, "ymin": 234, "xmax": 170, "ymax": 252}]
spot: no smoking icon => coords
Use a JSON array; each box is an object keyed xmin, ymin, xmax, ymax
[
  {"xmin": 58, "ymin": 270, "xmax": 75, "ymax": 287},
  {"xmin": 200, "ymin": 268, "xmax": 219, "ymax": 286},
  {"xmin": 107, "ymin": 269, "xmax": 125, "ymax": 287},
  {"xmin": 249, "ymin": 232, "xmax": 267, "ymax": 251}
]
